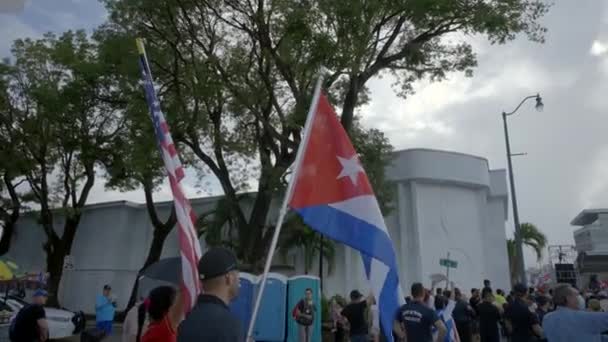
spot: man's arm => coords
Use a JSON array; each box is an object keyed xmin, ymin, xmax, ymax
[
  {"xmin": 37, "ymin": 318, "xmax": 49, "ymax": 341},
  {"xmin": 366, "ymin": 292, "xmax": 375, "ymax": 306},
  {"xmin": 532, "ymin": 324, "xmax": 544, "ymax": 339},
  {"xmin": 434, "ymin": 320, "xmax": 447, "ymax": 342},
  {"xmin": 393, "ymin": 320, "xmax": 405, "ymax": 341},
  {"xmin": 168, "ymin": 290, "xmax": 184, "ymax": 331}
]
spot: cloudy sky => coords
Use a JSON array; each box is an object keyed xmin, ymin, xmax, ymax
[{"xmin": 1, "ymin": 0, "xmax": 607, "ymax": 268}]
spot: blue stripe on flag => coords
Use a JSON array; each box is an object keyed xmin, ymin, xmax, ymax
[
  {"xmin": 296, "ymin": 205, "xmax": 401, "ymax": 341},
  {"xmin": 378, "ymin": 266, "xmax": 401, "ymax": 342},
  {"xmin": 295, "ymin": 205, "xmax": 398, "ymax": 269}
]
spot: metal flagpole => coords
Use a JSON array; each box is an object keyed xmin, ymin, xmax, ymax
[{"xmin": 246, "ymin": 74, "xmax": 325, "ymax": 340}]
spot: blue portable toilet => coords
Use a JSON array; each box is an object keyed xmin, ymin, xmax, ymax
[
  {"xmin": 252, "ymin": 272, "xmax": 288, "ymax": 341},
  {"xmin": 229, "ymin": 273, "xmax": 257, "ymax": 339},
  {"xmin": 287, "ymin": 275, "xmax": 321, "ymax": 342}
]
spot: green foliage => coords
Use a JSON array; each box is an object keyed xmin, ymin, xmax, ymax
[
  {"xmin": 279, "ymin": 214, "xmax": 336, "ymax": 274},
  {"xmin": 320, "ymin": 295, "xmax": 330, "ymax": 323},
  {"xmin": 0, "ymin": 31, "xmax": 125, "ymax": 305},
  {"xmin": 507, "ymin": 222, "xmax": 548, "ymax": 283}
]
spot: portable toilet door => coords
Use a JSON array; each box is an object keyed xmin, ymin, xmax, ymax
[
  {"xmin": 287, "ymin": 275, "xmax": 321, "ymax": 342},
  {"xmin": 229, "ymin": 272, "xmax": 257, "ymax": 340},
  {"xmin": 252, "ymin": 272, "xmax": 288, "ymax": 341}
]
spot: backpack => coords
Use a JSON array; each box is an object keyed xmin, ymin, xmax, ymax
[{"xmin": 294, "ymin": 300, "xmax": 314, "ymax": 326}]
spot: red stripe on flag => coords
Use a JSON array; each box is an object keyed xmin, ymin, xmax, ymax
[
  {"xmin": 160, "ymin": 122, "xmax": 169, "ymax": 135},
  {"xmin": 167, "ymin": 144, "xmax": 178, "ymax": 158},
  {"xmin": 177, "ymin": 220, "xmax": 199, "ymax": 300},
  {"xmin": 175, "ymin": 166, "xmax": 185, "ymax": 181}
]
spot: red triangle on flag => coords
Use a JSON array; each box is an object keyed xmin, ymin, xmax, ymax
[{"xmin": 289, "ymin": 93, "xmax": 374, "ymax": 209}]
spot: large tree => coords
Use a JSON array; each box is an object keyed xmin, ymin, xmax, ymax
[
  {"xmin": 0, "ymin": 31, "xmax": 125, "ymax": 306},
  {"xmin": 101, "ymin": 0, "xmax": 548, "ymax": 270}
]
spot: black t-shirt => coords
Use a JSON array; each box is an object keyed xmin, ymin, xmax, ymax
[
  {"xmin": 504, "ymin": 299, "xmax": 539, "ymax": 342},
  {"xmin": 341, "ymin": 301, "xmax": 368, "ymax": 336},
  {"xmin": 397, "ymin": 301, "xmax": 439, "ymax": 342},
  {"xmin": 477, "ymin": 302, "xmax": 500, "ymax": 339},
  {"xmin": 10, "ymin": 304, "xmax": 46, "ymax": 342},
  {"xmin": 296, "ymin": 299, "xmax": 315, "ymax": 325},
  {"xmin": 453, "ymin": 299, "xmax": 472, "ymax": 323},
  {"xmin": 177, "ymin": 294, "xmax": 243, "ymax": 342},
  {"xmin": 470, "ymin": 297, "xmax": 481, "ymax": 316}
]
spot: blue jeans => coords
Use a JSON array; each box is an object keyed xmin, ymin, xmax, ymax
[
  {"xmin": 350, "ymin": 334, "xmax": 368, "ymax": 342},
  {"xmin": 96, "ymin": 320, "xmax": 112, "ymax": 335}
]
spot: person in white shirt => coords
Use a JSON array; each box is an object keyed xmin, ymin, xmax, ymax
[
  {"xmin": 122, "ymin": 299, "xmax": 148, "ymax": 342},
  {"xmin": 370, "ymin": 302, "xmax": 380, "ymax": 342}
]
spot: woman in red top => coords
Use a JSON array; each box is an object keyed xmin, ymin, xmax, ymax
[{"xmin": 141, "ymin": 286, "xmax": 183, "ymax": 342}]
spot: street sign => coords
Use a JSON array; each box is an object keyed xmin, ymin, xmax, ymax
[{"xmin": 440, "ymin": 258, "xmax": 458, "ymax": 268}]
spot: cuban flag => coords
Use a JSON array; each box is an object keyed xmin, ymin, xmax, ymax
[
  {"xmin": 434, "ymin": 301, "xmax": 461, "ymax": 342},
  {"xmin": 289, "ymin": 92, "xmax": 403, "ymax": 341}
]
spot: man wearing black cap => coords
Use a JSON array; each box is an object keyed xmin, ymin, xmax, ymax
[
  {"xmin": 341, "ymin": 289, "xmax": 374, "ymax": 342},
  {"xmin": 178, "ymin": 247, "xmax": 242, "ymax": 342},
  {"xmin": 504, "ymin": 283, "xmax": 543, "ymax": 342},
  {"xmin": 10, "ymin": 289, "xmax": 49, "ymax": 342}
]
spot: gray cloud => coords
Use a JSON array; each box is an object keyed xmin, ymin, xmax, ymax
[{"xmin": 363, "ymin": 0, "xmax": 608, "ymax": 266}]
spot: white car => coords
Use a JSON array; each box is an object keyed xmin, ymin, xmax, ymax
[{"xmin": 3, "ymin": 296, "xmax": 85, "ymax": 339}]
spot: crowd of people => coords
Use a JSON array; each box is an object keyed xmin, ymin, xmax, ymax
[
  {"xmin": 9, "ymin": 254, "xmax": 608, "ymax": 342},
  {"xmin": 387, "ymin": 279, "xmax": 608, "ymax": 342}
]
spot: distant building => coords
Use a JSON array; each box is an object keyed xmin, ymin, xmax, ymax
[
  {"xmin": 571, "ymin": 209, "xmax": 608, "ymax": 287},
  {"xmin": 8, "ymin": 149, "xmax": 511, "ymax": 313}
]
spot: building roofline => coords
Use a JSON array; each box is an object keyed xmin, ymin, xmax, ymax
[
  {"xmin": 392, "ymin": 148, "xmax": 490, "ymax": 165},
  {"xmin": 571, "ymin": 209, "xmax": 608, "ymax": 226}
]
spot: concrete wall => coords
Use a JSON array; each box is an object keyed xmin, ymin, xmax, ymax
[{"xmin": 7, "ymin": 149, "xmax": 510, "ymax": 312}]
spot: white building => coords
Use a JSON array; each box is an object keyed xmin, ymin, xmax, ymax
[
  {"xmin": 8, "ymin": 149, "xmax": 511, "ymax": 313},
  {"xmin": 571, "ymin": 209, "xmax": 608, "ymax": 285}
]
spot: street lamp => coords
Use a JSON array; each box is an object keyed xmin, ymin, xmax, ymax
[{"xmin": 502, "ymin": 93, "xmax": 543, "ymax": 286}]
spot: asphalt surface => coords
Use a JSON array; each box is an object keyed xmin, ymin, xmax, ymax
[{"xmin": 59, "ymin": 324, "xmax": 122, "ymax": 342}]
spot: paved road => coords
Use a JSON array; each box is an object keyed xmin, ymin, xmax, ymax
[{"xmin": 59, "ymin": 324, "xmax": 122, "ymax": 342}]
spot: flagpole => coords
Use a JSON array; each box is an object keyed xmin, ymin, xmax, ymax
[{"xmin": 246, "ymin": 74, "xmax": 325, "ymax": 340}]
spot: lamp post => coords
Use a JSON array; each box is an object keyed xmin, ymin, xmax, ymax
[{"xmin": 502, "ymin": 94, "xmax": 543, "ymax": 286}]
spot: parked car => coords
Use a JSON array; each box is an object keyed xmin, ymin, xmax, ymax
[{"xmin": 2, "ymin": 296, "xmax": 85, "ymax": 339}]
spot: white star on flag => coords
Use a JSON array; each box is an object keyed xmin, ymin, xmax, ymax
[{"xmin": 336, "ymin": 155, "xmax": 364, "ymax": 185}]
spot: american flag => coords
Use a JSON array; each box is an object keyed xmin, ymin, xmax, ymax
[{"xmin": 136, "ymin": 39, "xmax": 202, "ymax": 312}]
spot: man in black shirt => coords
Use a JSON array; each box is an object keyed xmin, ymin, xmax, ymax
[
  {"xmin": 10, "ymin": 289, "xmax": 49, "ymax": 342},
  {"xmin": 395, "ymin": 282, "xmax": 446, "ymax": 342},
  {"xmin": 453, "ymin": 288, "xmax": 474, "ymax": 342},
  {"xmin": 178, "ymin": 247, "xmax": 242, "ymax": 342},
  {"xmin": 341, "ymin": 290, "xmax": 373, "ymax": 342},
  {"xmin": 504, "ymin": 284, "xmax": 543, "ymax": 342},
  {"xmin": 477, "ymin": 287, "xmax": 502, "ymax": 342}
]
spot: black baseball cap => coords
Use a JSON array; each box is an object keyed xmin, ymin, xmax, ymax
[
  {"xmin": 198, "ymin": 247, "xmax": 238, "ymax": 280},
  {"xmin": 103, "ymin": 284, "xmax": 112, "ymax": 291},
  {"xmin": 350, "ymin": 290, "xmax": 363, "ymax": 300}
]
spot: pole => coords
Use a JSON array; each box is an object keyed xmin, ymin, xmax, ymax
[
  {"xmin": 319, "ymin": 234, "xmax": 324, "ymax": 293},
  {"xmin": 503, "ymin": 112, "xmax": 527, "ymax": 286},
  {"xmin": 247, "ymin": 75, "xmax": 325, "ymax": 340},
  {"xmin": 444, "ymin": 252, "xmax": 450, "ymax": 290}
]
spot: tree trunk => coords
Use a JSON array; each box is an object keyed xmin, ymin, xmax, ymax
[
  {"xmin": 340, "ymin": 78, "xmax": 361, "ymax": 132},
  {"xmin": 46, "ymin": 245, "xmax": 66, "ymax": 308},
  {"xmin": 0, "ymin": 218, "xmax": 17, "ymax": 256},
  {"xmin": 126, "ymin": 227, "xmax": 171, "ymax": 310},
  {"xmin": 125, "ymin": 182, "xmax": 177, "ymax": 312},
  {"xmin": 0, "ymin": 175, "xmax": 21, "ymax": 256}
]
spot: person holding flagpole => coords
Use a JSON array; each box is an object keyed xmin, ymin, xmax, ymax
[{"xmin": 246, "ymin": 70, "xmax": 405, "ymax": 342}]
